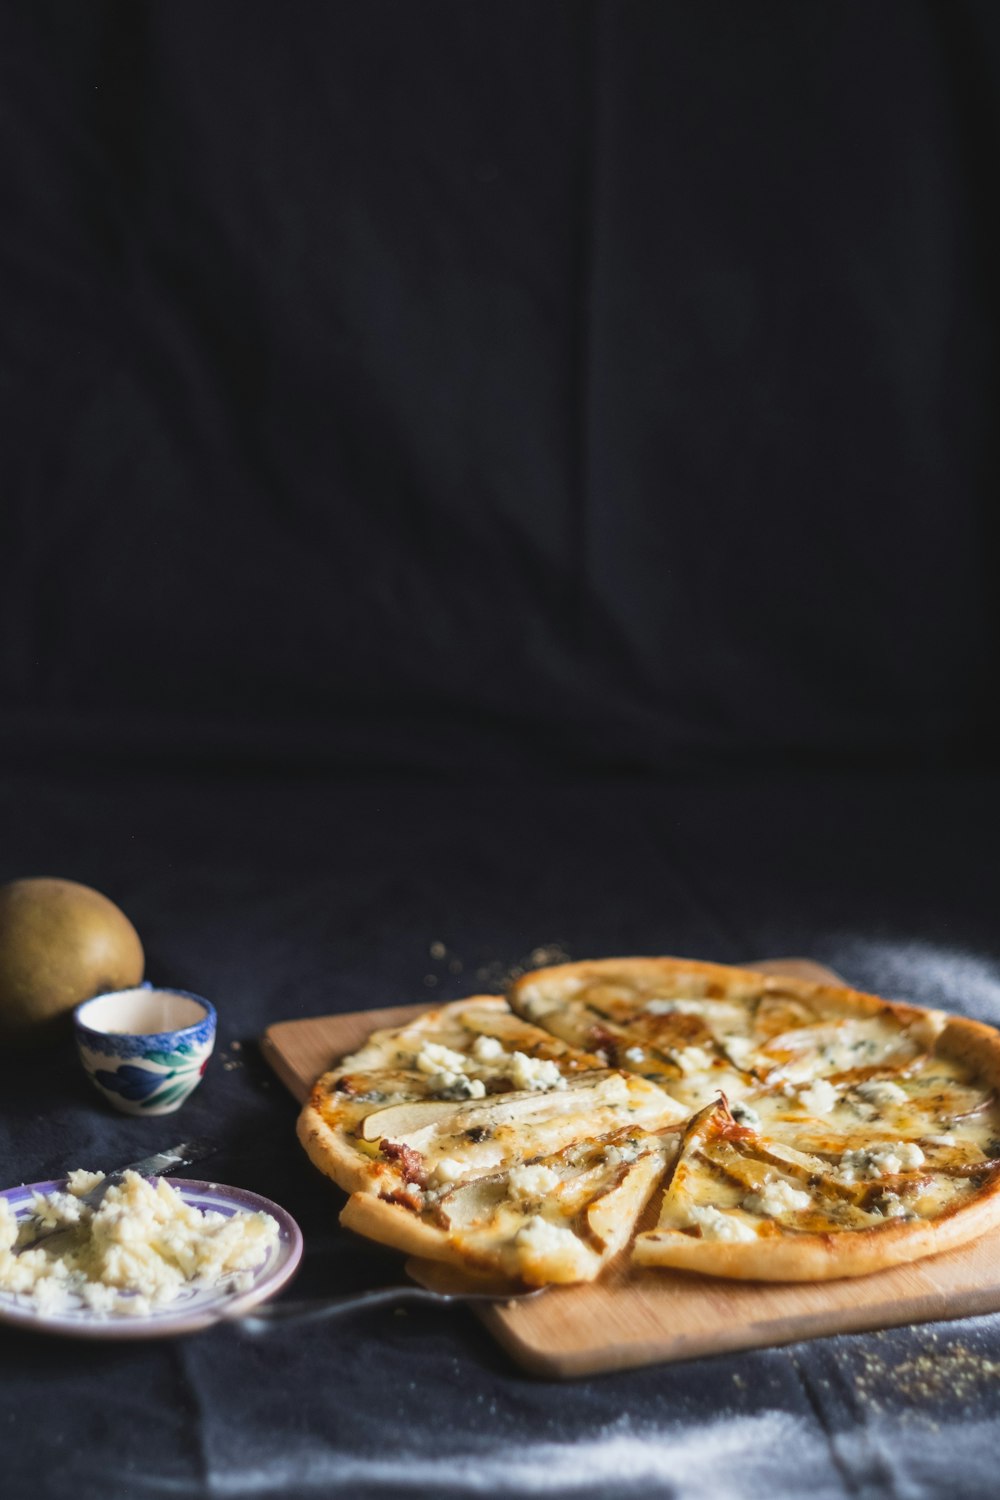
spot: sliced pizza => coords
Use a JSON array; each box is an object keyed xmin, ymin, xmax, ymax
[
  {"xmin": 633, "ymin": 1086, "xmax": 1000, "ymax": 1280},
  {"xmin": 341, "ymin": 1122, "xmax": 675, "ymax": 1284},
  {"xmin": 298, "ymin": 995, "xmax": 685, "ymax": 1284},
  {"xmin": 511, "ymin": 957, "xmax": 1000, "ymax": 1279}
]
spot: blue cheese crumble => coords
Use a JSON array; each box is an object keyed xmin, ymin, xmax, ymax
[
  {"xmin": 743, "ymin": 1177, "xmax": 812, "ymax": 1217},
  {"xmin": 507, "ymin": 1052, "xmax": 566, "ymax": 1092},
  {"xmin": 686, "ymin": 1205, "xmax": 758, "ymax": 1243},
  {"xmin": 0, "ymin": 1172, "xmax": 278, "ymax": 1317},
  {"xmin": 838, "ymin": 1142, "xmax": 925, "ymax": 1183},
  {"xmin": 507, "ymin": 1164, "xmax": 560, "ymax": 1199}
]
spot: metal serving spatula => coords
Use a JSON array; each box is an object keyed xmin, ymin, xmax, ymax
[
  {"xmin": 233, "ymin": 1281, "xmax": 545, "ymax": 1332},
  {"xmin": 233, "ymin": 1255, "xmax": 545, "ymax": 1332}
]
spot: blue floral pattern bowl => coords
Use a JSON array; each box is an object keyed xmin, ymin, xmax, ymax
[{"xmin": 74, "ymin": 984, "xmax": 216, "ymax": 1115}]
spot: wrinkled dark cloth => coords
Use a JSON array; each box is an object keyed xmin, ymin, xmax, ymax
[
  {"xmin": 5, "ymin": 1, "xmax": 1000, "ymax": 776},
  {"xmin": 2, "ymin": 767, "xmax": 1000, "ymax": 1500}
]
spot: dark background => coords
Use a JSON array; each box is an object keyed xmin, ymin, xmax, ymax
[
  {"xmin": 6, "ymin": 0, "xmax": 1000, "ymax": 777},
  {"xmin": 4, "ymin": 4, "xmax": 1000, "ymax": 1499}
]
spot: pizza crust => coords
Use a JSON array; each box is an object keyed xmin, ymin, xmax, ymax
[
  {"xmin": 633, "ymin": 1181, "xmax": 1000, "ymax": 1281},
  {"xmin": 297, "ymin": 1101, "xmax": 386, "ymax": 1198},
  {"xmin": 938, "ymin": 1013, "xmax": 1000, "ymax": 1086},
  {"xmin": 340, "ymin": 1193, "xmax": 470, "ymax": 1270},
  {"xmin": 510, "ymin": 954, "xmax": 944, "ymax": 1036}
]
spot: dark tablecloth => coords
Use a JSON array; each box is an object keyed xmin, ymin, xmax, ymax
[{"xmin": 3, "ymin": 765, "xmax": 1000, "ymax": 1499}]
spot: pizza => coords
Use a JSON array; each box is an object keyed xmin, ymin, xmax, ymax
[
  {"xmin": 298, "ymin": 958, "xmax": 1000, "ymax": 1285},
  {"xmin": 510, "ymin": 957, "xmax": 1000, "ymax": 1279},
  {"xmin": 297, "ymin": 995, "xmax": 685, "ymax": 1284}
]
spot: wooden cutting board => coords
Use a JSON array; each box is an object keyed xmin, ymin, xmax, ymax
[{"xmin": 261, "ymin": 960, "xmax": 1000, "ymax": 1378}]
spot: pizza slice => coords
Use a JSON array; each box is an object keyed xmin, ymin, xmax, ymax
[
  {"xmin": 298, "ymin": 995, "xmax": 686, "ymax": 1284},
  {"xmin": 633, "ymin": 1083, "xmax": 1000, "ymax": 1280},
  {"xmin": 341, "ymin": 1122, "xmax": 676, "ymax": 1285}
]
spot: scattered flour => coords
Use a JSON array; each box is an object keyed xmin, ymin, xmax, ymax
[
  {"xmin": 203, "ymin": 1412, "xmax": 842, "ymax": 1498},
  {"xmin": 827, "ymin": 937, "xmax": 1000, "ymax": 1025}
]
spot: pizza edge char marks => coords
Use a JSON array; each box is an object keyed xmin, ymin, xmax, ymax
[{"xmin": 297, "ymin": 961, "xmax": 1000, "ymax": 1285}]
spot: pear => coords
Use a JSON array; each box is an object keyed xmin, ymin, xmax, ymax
[{"xmin": 0, "ymin": 878, "xmax": 144, "ymax": 1045}]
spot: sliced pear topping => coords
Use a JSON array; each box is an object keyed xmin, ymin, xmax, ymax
[
  {"xmin": 585, "ymin": 1152, "xmax": 665, "ymax": 1250},
  {"xmin": 362, "ymin": 1071, "xmax": 628, "ymax": 1142},
  {"xmin": 750, "ymin": 1137, "xmax": 831, "ymax": 1180},
  {"xmin": 752, "ymin": 990, "xmax": 818, "ymax": 1039},
  {"xmin": 435, "ymin": 1175, "xmax": 508, "ymax": 1230},
  {"xmin": 360, "ymin": 1098, "xmax": 469, "ymax": 1141}
]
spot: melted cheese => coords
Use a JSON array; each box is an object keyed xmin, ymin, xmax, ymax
[{"xmin": 855, "ymin": 1080, "xmax": 908, "ymax": 1108}]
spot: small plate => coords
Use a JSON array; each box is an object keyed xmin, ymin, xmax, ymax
[{"xmin": 0, "ymin": 1178, "xmax": 303, "ymax": 1339}]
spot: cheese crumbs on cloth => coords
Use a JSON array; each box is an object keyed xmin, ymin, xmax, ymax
[{"xmin": 0, "ymin": 1170, "xmax": 279, "ymax": 1316}]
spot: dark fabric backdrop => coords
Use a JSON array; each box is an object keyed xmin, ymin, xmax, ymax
[{"xmin": 5, "ymin": 1, "xmax": 1000, "ymax": 777}]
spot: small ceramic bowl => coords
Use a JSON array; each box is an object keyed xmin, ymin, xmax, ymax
[{"xmin": 74, "ymin": 984, "xmax": 216, "ymax": 1116}]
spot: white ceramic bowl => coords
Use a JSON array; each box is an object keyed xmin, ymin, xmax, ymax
[{"xmin": 74, "ymin": 984, "xmax": 216, "ymax": 1116}]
